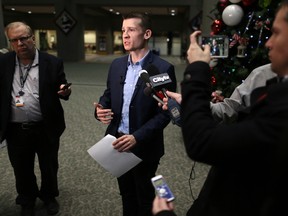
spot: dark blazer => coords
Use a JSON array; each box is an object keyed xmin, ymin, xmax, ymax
[
  {"xmin": 98, "ymin": 51, "xmax": 176, "ymax": 161},
  {"xmin": 0, "ymin": 51, "xmax": 70, "ymax": 142},
  {"xmin": 181, "ymin": 62, "xmax": 288, "ymax": 216}
]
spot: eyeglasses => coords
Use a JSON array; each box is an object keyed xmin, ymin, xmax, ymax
[{"xmin": 9, "ymin": 35, "xmax": 32, "ymax": 44}]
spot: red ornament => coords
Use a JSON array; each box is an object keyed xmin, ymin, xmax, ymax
[
  {"xmin": 211, "ymin": 19, "xmax": 223, "ymax": 34},
  {"xmin": 211, "ymin": 76, "xmax": 217, "ymax": 85},
  {"xmin": 242, "ymin": 0, "xmax": 256, "ymax": 6}
]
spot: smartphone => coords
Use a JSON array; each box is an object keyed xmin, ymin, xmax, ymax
[
  {"xmin": 198, "ymin": 35, "xmax": 229, "ymax": 58},
  {"xmin": 62, "ymin": 83, "xmax": 72, "ymax": 90},
  {"xmin": 151, "ymin": 175, "xmax": 175, "ymax": 202}
]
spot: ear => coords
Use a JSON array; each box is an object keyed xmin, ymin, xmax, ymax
[{"xmin": 144, "ymin": 29, "xmax": 152, "ymax": 40}]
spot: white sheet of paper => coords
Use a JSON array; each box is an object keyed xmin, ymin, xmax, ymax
[{"xmin": 87, "ymin": 134, "xmax": 142, "ymax": 177}]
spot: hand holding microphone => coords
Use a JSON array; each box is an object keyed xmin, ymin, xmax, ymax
[
  {"xmin": 139, "ymin": 65, "xmax": 181, "ymax": 127},
  {"xmin": 143, "ymin": 86, "xmax": 181, "ymax": 127},
  {"xmin": 162, "ymin": 91, "xmax": 182, "ymax": 109},
  {"xmin": 163, "ymin": 90, "xmax": 181, "ymax": 127},
  {"xmin": 144, "ymin": 86, "xmax": 165, "ymax": 105}
]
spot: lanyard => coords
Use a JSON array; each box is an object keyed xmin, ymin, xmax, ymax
[
  {"xmin": 17, "ymin": 56, "xmax": 37, "ymax": 96},
  {"xmin": 19, "ymin": 62, "xmax": 32, "ymax": 89}
]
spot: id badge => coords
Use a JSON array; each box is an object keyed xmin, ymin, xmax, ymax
[{"xmin": 15, "ymin": 96, "xmax": 24, "ymax": 107}]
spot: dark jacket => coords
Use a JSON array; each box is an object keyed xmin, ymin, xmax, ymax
[
  {"xmin": 181, "ymin": 61, "xmax": 288, "ymax": 216},
  {"xmin": 98, "ymin": 51, "xmax": 176, "ymax": 161},
  {"xmin": 0, "ymin": 51, "xmax": 69, "ymax": 142}
]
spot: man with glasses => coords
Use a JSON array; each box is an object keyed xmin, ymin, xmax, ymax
[{"xmin": 0, "ymin": 22, "xmax": 71, "ymax": 216}]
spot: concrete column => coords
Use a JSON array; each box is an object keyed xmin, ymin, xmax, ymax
[
  {"xmin": 0, "ymin": 0, "xmax": 8, "ymax": 48},
  {"xmin": 54, "ymin": 0, "xmax": 85, "ymax": 61}
]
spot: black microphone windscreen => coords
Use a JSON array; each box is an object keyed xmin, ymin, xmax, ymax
[
  {"xmin": 144, "ymin": 86, "xmax": 153, "ymax": 96},
  {"xmin": 139, "ymin": 70, "xmax": 151, "ymax": 83}
]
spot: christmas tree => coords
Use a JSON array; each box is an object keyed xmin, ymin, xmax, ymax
[{"xmin": 208, "ymin": 0, "xmax": 282, "ymax": 97}]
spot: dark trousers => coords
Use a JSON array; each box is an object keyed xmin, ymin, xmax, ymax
[
  {"xmin": 6, "ymin": 123, "xmax": 59, "ymax": 206},
  {"xmin": 117, "ymin": 160, "xmax": 159, "ymax": 216}
]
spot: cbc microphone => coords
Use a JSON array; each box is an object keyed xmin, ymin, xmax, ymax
[{"xmin": 166, "ymin": 97, "xmax": 181, "ymax": 127}]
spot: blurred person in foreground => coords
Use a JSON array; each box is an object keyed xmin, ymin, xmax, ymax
[
  {"xmin": 152, "ymin": 1, "xmax": 288, "ymax": 215},
  {"xmin": 0, "ymin": 21, "xmax": 71, "ymax": 216},
  {"xmin": 94, "ymin": 12, "xmax": 176, "ymax": 216},
  {"xmin": 211, "ymin": 63, "xmax": 276, "ymax": 123}
]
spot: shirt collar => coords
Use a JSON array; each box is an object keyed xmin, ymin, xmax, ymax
[
  {"xmin": 127, "ymin": 50, "xmax": 150, "ymax": 67},
  {"xmin": 16, "ymin": 48, "xmax": 39, "ymax": 67}
]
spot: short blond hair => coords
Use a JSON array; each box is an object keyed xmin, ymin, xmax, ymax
[{"xmin": 5, "ymin": 21, "xmax": 33, "ymax": 36}]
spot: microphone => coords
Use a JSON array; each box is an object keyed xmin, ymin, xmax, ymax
[
  {"xmin": 144, "ymin": 87, "xmax": 165, "ymax": 105},
  {"xmin": 139, "ymin": 65, "xmax": 172, "ymax": 95},
  {"xmin": 144, "ymin": 87, "xmax": 181, "ymax": 127},
  {"xmin": 139, "ymin": 66, "xmax": 168, "ymax": 100},
  {"xmin": 139, "ymin": 70, "xmax": 151, "ymax": 87},
  {"xmin": 149, "ymin": 73, "xmax": 172, "ymax": 91},
  {"xmin": 139, "ymin": 65, "xmax": 181, "ymax": 127},
  {"xmin": 139, "ymin": 64, "xmax": 164, "ymax": 88},
  {"xmin": 166, "ymin": 97, "xmax": 181, "ymax": 127},
  {"xmin": 139, "ymin": 69, "xmax": 165, "ymax": 99}
]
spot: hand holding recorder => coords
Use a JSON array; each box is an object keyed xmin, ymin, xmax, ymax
[
  {"xmin": 152, "ymin": 196, "xmax": 175, "ymax": 215},
  {"xmin": 151, "ymin": 175, "xmax": 175, "ymax": 202}
]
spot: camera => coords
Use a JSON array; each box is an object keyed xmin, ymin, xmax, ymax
[{"xmin": 198, "ymin": 35, "xmax": 229, "ymax": 58}]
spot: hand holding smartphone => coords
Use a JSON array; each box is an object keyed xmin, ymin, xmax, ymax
[
  {"xmin": 198, "ymin": 35, "xmax": 229, "ymax": 58},
  {"xmin": 151, "ymin": 175, "xmax": 175, "ymax": 202},
  {"xmin": 61, "ymin": 83, "xmax": 72, "ymax": 90}
]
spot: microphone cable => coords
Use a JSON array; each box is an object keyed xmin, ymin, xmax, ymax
[{"xmin": 188, "ymin": 161, "xmax": 197, "ymax": 201}]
